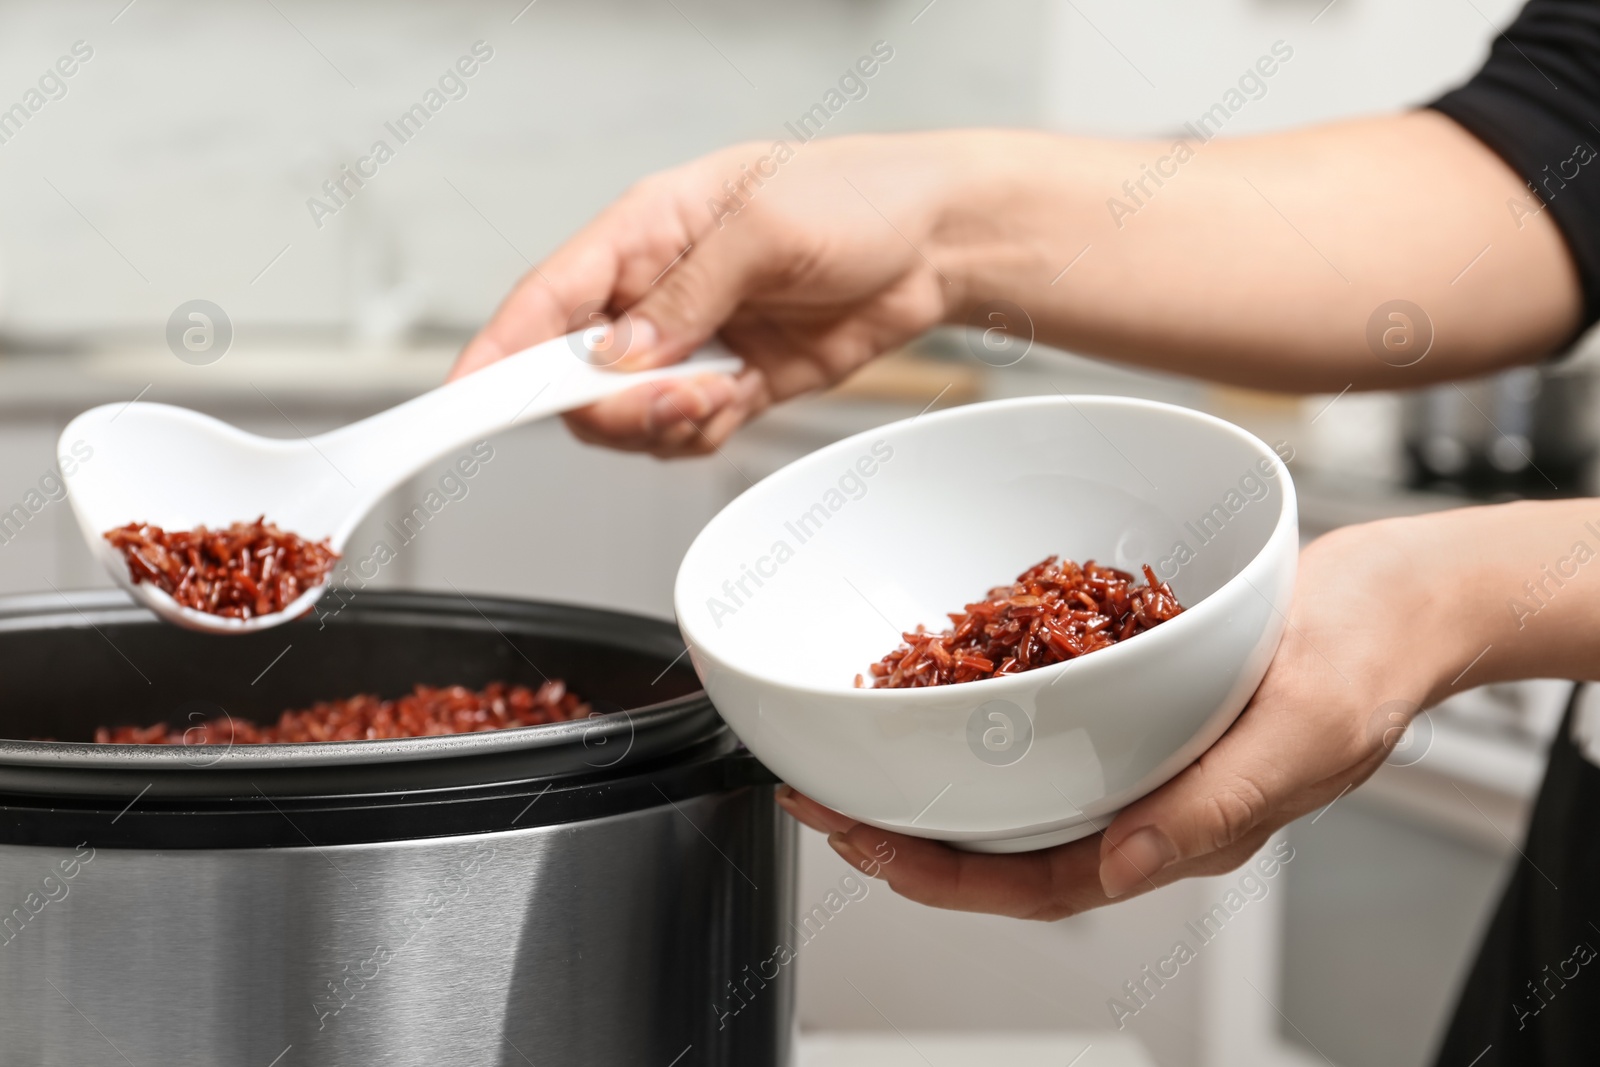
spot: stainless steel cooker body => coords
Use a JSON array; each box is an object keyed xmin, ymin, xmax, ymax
[
  {"xmin": 0, "ymin": 591, "xmax": 796, "ymax": 1067},
  {"xmin": 0, "ymin": 795, "xmax": 794, "ymax": 1067}
]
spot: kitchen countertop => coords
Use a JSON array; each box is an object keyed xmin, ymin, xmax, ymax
[
  {"xmin": 0, "ymin": 345, "xmax": 457, "ymax": 413},
  {"xmin": 797, "ymin": 1032, "xmax": 1153, "ymax": 1066}
]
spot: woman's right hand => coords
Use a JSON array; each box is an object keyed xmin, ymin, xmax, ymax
[
  {"xmin": 449, "ymin": 133, "xmax": 980, "ymax": 456},
  {"xmin": 453, "ymin": 115, "xmax": 1582, "ymax": 456}
]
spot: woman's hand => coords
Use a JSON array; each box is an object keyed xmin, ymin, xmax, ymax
[
  {"xmin": 778, "ymin": 513, "xmax": 1495, "ymax": 920},
  {"xmin": 449, "ymin": 134, "xmax": 977, "ymax": 456},
  {"xmin": 452, "ymin": 116, "xmax": 1579, "ymax": 452}
]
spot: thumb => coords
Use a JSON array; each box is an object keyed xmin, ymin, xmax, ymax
[
  {"xmin": 1098, "ymin": 759, "xmax": 1281, "ymax": 900},
  {"xmin": 615, "ymin": 232, "xmax": 762, "ymax": 371},
  {"xmin": 1096, "ymin": 696, "xmax": 1336, "ymax": 899}
]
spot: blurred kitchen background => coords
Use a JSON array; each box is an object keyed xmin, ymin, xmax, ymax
[{"xmin": 0, "ymin": 0, "xmax": 1587, "ymax": 1064}]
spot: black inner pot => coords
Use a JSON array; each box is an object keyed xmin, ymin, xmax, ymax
[{"xmin": 0, "ymin": 590, "xmax": 771, "ymax": 850}]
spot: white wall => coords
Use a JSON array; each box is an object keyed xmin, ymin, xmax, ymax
[
  {"xmin": 0, "ymin": 0, "xmax": 1046, "ymax": 335},
  {"xmin": 1041, "ymin": 0, "xmax": 1521, "ymax": 138}
]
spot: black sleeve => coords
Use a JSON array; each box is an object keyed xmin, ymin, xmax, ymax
[{"xmin": 1431, "ymin": 0, "xmax": 1600, "ymax": 334}]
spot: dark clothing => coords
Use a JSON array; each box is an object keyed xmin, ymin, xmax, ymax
[
  {"xmin": 1426, "ymin": 4, "xmax": 1600, "ymax": 1060},
  {"xmin": 1433, "ymin": 686, "xmax": 1596, "ymax": 1065},
  {"xmin": 1433, "ymin": 0, "xmax": 1600, "ymax": 333}
]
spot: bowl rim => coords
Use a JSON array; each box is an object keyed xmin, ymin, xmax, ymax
[{"xmin": 674, "ymin": 393, "xmax": 1298, "ymax": 701}]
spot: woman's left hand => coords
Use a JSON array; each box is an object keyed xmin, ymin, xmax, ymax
[{"xmin": 777, "ymin": 514, "xmax": 1486, "ymax": 919}]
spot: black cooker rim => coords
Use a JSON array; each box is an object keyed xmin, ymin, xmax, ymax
[
  {"xmin": 0, "ymin": 739, "xmax": 777, "ymax": 850},
  {"xmin": 0, "ymin": 589, "xmax": 778, "ymax": 849},
  {"xmin": 0, "ymin": 588, "xmax": 706, "ymax": 771}
]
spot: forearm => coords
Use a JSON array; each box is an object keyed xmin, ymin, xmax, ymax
[
  {"xmin": 1319, "ymin": 499, "xmax": 1600, "ymax": 707},
  {"xmin": 1407, "ymin": 499, "xmax": 1600, "ymax": 695},
  {"xmin": 927, "ymin": 116, "xmax": 1582, "ymax": 393}
]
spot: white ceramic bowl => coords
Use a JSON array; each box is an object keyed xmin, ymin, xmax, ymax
[{"xmin": 675, "ymin": 395, "xmax": 1297, "ymax": 852}]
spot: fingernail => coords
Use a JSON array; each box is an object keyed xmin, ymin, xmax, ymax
[
  {"xmin": 827, "ymin": 832, "xmax": 871, "ymax": 872},
  {"xmin": 1101, "ymin": 826, "xmax": 1177, "ymax": 899},
  {"xmin": 697, "ymin": 374, "xmax": 737, "ymax": 411},
  {"xmin": 619, "ymin": 316, "xmax": 658, "ymax": 367},
  {"xmin": 774, "ymin": 785, "xmax": 797, "ymax": 810},
  {"xmin": 678, "ymin": 383, "xmax": 714, "ymax": 420},
  {"xmin": 649, "ymin": 385, "xmax": 703, "ymax": 431}
]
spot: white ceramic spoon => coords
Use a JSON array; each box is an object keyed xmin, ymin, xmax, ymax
[{"xmin": 59, "ymin": 331, "xmax": 741, "ymax": 634}]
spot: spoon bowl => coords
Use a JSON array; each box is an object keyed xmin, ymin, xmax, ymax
[{"xmin": 63, "ymin": 333, "xmax": 740, "ymax": 633}]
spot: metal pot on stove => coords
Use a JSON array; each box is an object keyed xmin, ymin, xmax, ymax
[
  {"xmin": 1402, "ymin": 362, "xmax": 1600, "ymax": 496},
  {"xmin": 0, "ymin": 589, "xmax": 796, "ymax": 1067}
]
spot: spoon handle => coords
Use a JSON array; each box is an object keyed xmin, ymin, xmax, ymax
[{"xmin": 312, "ymin": 333, "xmax": 742, "ymax": 525}]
